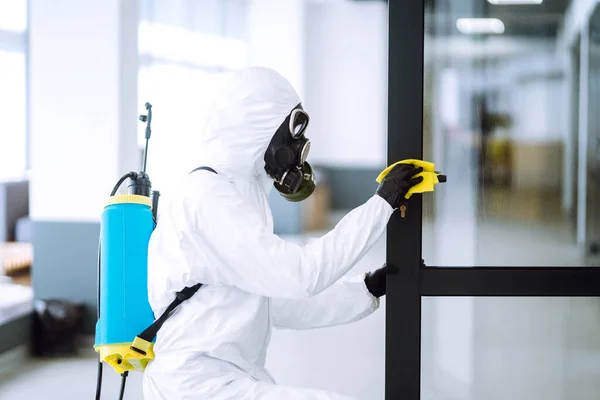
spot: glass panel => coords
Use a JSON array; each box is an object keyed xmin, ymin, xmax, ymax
[
  {"xmin": 421, "ymin": 297, "xmax": 600, "ymax": 400},
  {"xmin": 0, "ymin": 50, "xmax": 26, "ymax": 178},
  {"xmin": 422, "ymin": 0, "xmax": 600, "ymax": 267},
  {"xmin": 587, "ymin": 8, "xmax": 600, "ymax": 264}
]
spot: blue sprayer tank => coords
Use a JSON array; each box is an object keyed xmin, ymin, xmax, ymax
[{"xmin": 94, "ymin": 194, "xmax": 155, "ymax": 373}]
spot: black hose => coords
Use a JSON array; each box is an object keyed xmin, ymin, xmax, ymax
[
  {"xmin": 119, "ymin": 372, "xmax": 129, "ymax": 400},
  {"xmin": 95, "ymin": 237, "xmax": 103, "ymax": 400},
  {"xmin": 111, "ymin": 172, "xmax": 137, "ymax": 196},
  {"xmin": 96, "ymin": 173, "xmax": 136, "ymax": 399},
  {"xmin": 95, "ymin": 361, "xmax": 103, "ymax": 400}
]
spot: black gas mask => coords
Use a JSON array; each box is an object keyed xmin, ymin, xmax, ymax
[{"xmin": 264, "ymin": 104, "xmax": 315, "ymax": 202}]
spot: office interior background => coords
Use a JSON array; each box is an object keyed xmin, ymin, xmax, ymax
[{"xmin": 1, "ymin": 0, "xmax": 600, "ymax": 399}]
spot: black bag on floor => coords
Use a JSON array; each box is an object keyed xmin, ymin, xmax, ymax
[{"xmin": 32, "ymin": 299, "xmax": 85, "ymax": 356}]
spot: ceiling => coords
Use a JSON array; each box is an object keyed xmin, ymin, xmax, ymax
[{"xmin": 424, "ymin": 0, "xmax": 571, "ymax": 38}]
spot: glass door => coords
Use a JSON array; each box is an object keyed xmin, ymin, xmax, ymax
[{"xmin": 386, "ymin": 1, "xmax": 600, "ymax": 399}]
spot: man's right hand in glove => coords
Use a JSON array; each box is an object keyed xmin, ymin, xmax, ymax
[{"xmin": 376, "ymin": 163, "xmax": 424, "ymax": 209}]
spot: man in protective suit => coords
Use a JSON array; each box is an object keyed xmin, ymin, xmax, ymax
[{"xmin": 143, "ymin": 67, "xmax": 423, "ymax": 400}]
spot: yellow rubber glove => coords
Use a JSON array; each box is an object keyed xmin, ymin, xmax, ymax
[{"xmin": 376, "ymin": 159, "xmax": 446, "ymax": 199}]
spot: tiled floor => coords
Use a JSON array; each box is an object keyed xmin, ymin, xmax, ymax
[{"xmin": 0, "ymin": 351, "xmax": 144, "ymax": 399}]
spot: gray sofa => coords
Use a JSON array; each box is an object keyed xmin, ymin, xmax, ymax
[{"xmin": 0, "ymin": 179, "xmax": 29, "ymax": 242}]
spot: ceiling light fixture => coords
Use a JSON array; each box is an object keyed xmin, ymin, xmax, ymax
[
  {"xmin": 456, "ymin": 18, "xmax": 505, "ymax": 34},
  {"xmin": 487, "ymin": 0, "xmax": 543, "ymax": 4}
]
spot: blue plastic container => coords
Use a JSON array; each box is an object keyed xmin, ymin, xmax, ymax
[{"xmin": 94, "ymin": 195, "xmax": 155, "ymax": 372}]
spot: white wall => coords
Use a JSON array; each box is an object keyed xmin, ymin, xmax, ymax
[
  {"xmin": 462, "ymin": 51, "xmax": 568, "ymax": 143},
  {"xmin": 207, "ymin": 0, "xmax": 389, "ymax": 172},
  {"xmin": 514, "ymin": 78, "xmax": 567, "ymax": 142},
  {"xmin": 29, "ymin": 0, "xmax": 139, "ymax": 221},
  {"xmin": 247, "ymin": 0, "xmax": 305, "ymax": 97},
  {"xmin": 557, "ymin": 0, "xmax": 598, "ymax": 51},
  {"xmin": 510, "ymin": 54, "xmax": 568, "ymax": 143},
  {"xmin": 304, "ymin": 0, "xmax": 388, "ymax": 168}
]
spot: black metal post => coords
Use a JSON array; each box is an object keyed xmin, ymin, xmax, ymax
[
  {"xmin": 420, "ymin": 267, "xmax": 600, "ymax": 297},
  {"xmin": 385, "ymin": 1, "xmax": 425, "ymax": 399}
]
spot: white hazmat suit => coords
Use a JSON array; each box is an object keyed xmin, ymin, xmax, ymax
[{"xmin": 142, "ymin": 67, "xmax": 396, "ymax": 400}]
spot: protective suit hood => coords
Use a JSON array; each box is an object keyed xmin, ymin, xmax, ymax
[{"xmin": 197, "ymin": 67, "xmax": 301, "ymax": 192}]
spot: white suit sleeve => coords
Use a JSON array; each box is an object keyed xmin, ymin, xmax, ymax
[
  {"xmin": 270, "ymin": 273, "xmax": 379, "ymax": 330},
  {"xmin": 190, "ymin": 187, "xmax": 393, "ymax": 300}
]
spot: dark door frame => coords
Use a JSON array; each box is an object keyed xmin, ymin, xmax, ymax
[{"xmin": 385, "ymin": 2, "xmax": 600, "ymax": 399}]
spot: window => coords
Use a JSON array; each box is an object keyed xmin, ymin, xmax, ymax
[
  {"xmin": 0, "ymin": 0, "xmax": 28, "ymax": 178},
  {"xmin": 138, "ymin": 0, "xmax": 249, "ymax": 196},
  {"xmin": 0, "ymin": 0, "xmax": 27, "ymax": 33}
]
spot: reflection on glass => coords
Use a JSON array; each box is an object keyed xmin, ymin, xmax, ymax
[
  {"xmin": 422, "ymin": 0, "xmax": 600, "ymax": 266},
  {"xmin": 421, "ymin": 297, "xmax": 600, "ymax": 400}
]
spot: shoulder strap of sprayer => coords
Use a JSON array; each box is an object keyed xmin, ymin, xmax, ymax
[
  {"xmin": 130, "ymin": 166, "xmax": 218, "ymax": 357},
  {"xmin": 130, "ymin": 284, "xmax": 203, "ymax": 355}
]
